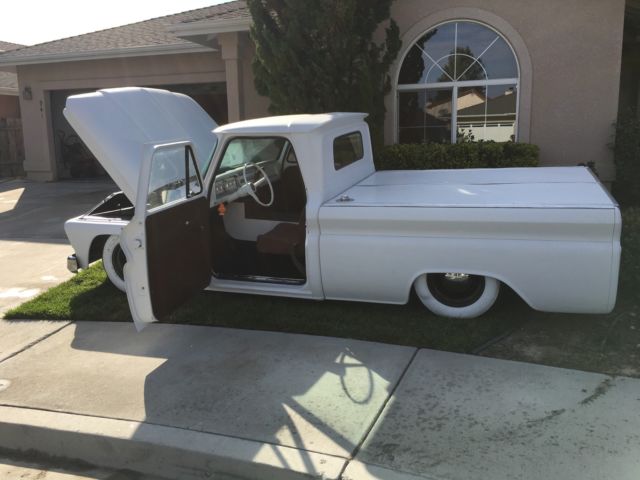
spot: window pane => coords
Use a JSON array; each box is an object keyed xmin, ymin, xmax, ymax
[
  {"xmin": 455, "ymin": 50, "xmax": 487, "ymax": 82},
  {"xmin": 399, "ymin": 24, "xmax": 456, "ymax": 84},
  {"xmin": 417, "ymin": 23, "xmax": 456, "ymax": 66},
  {"xmin": 425, "ymin": 57, "xmax": 457, "ymax": 83},
  {"xmin": 456, "ymin": 85, "xmax": 518, "ymax": 142},
  {"xmin": 398, "ymin": 21, "xmax": 518, "ymax": 85},
  {"xmin": 147, "ymin": 146, "xmax": 188, "ymax": 211},
  {"xmin": 455, "ymin": 22, "xmax": 517, "ymax": 80},
  {"xmin": 398, "ymin": 45, "xmax": 429, "ymax": 84},
  {"xmin": 334, "ymin": 132, "xmax": 364, "ymax": 170},
  {"xmin": 219, "ymin": 137, "xmax": 287, "ymax": 172},
  {"xmin": 399, "ymin": 89, "xmax": 453, "ymax": 144},
  {"xmin": 456, "ymin": 22, "xmax": 498, "ymax": 63},
  {"xmin": 480, "ymin": 38, "xmax": 518, "ymax": 79}
]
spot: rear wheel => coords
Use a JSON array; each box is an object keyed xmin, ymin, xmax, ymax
[
  {"xmin": 414, "ymin": 273, "xmax": 499, "ymax": 318},
  {"xmin": 102, "ymin": 235, "xmax": 127, "ymax": 292}
]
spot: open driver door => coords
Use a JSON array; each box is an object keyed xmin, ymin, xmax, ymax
[{"xmin": 120, "ymin": 141, "xmax": 211, "ymax": 330}]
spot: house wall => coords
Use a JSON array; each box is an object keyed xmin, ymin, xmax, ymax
[
  {"xmin": 0, "ymin": 95, "xmax": 20, "ymax": 118},
  {"xmin": 387, "ymin": 0, "xmax": 627, "ymax": 181},
  {"xmin": 217, "ymin": 32, "xmax": 270, "ymax": 123},
  {"xmin": 17, "ymin": 51, "xmax": 229, "ymax": 181},
  {"xmin": 242, "ymin": 43, "xmax": 270, "ymax": 120},
  {"xmin": 13, "ymin": 0, "xmax": 627, "ymax": 182}
]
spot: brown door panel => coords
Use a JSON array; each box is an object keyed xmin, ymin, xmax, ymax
[{"xmin": 145, "ymin": 197, "xmax": 211, "ymax": 319}]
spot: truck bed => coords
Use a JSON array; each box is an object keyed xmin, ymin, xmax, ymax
[{"xmin": 331, "ymin": 167, "xmax": 616, "ymax": 209}]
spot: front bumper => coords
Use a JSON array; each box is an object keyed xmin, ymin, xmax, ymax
[{"xmin": 67, "ymin": 254, "xmax": 79, "ymax": 273}]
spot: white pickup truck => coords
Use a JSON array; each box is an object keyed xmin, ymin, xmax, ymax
[{"xmin": 64, "ymin": 87, "xmax": 621, "ymax": 330}]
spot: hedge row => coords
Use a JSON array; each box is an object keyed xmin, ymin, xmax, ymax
[
  {"xmin": 374, "ymin": 142, "xmax": 540, "ymax": 170},
  {"xmin": 620, "ymin": 207, "xmax": 640, "ymax": 295},
  {"xmin": 612, "ymin": 110, "xmax": 640, "ymax": 206}
]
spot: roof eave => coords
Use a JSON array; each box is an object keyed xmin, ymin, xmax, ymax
[
  {"xmin": 0, "ymin": 87, "xmax": 18, "ymax": 96},
  {"xmin": 169, "ymin": 17, "xmax": 252, "ymax": 38},
  {"xmin": 0, "ymin": 42, "xmax": 216, "ymax": 67}
]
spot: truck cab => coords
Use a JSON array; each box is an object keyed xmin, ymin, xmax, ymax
[{"xmin": 64, "ymin": 88, "xmax": 375, "ymax": 329}]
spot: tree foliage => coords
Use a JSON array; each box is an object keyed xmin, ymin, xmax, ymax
[{"xmin": 247, "ymin": 0, "xmax": 401, "ymax": 150}]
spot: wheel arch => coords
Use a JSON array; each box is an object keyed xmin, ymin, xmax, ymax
[
  {"xmin": 406, "ymin": 269, "xmax": 536, "ymax": 310},
  {"xmin": 64, "ymin": 216, "xmax": 126, "ymax": 269},
  {"xmin": 88, "ymin": 235, "xmax": 110, "ymax": 264}
]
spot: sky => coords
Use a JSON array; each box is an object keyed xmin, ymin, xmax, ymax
[{"xmin": 0, "ymin": 0, "xmax": 229, "ymax": 46}]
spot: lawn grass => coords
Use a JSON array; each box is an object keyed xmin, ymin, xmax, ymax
[
  {"xmin": 5, "ymin": 208, "xmax": 639, "ymax": 368},
  {"xmin": 3, "ymin": 260, "xmax": 528, "ymax": 353}
]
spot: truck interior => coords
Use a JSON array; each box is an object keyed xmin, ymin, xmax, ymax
[{"xmin": 208, "ymin": 137, "xmax": 307, "ymax": 285}]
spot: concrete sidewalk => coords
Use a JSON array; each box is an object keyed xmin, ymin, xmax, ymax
[{"xmin": 0, "ymin": 321, "xmax": 638, "ymax": 480}]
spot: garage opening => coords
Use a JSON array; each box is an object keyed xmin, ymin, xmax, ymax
[{"xmin": 50, "ymin": 83, "xmax": 228, "ymax": 180}]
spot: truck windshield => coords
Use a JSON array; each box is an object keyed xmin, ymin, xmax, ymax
[
  {"xmin": 219, "ymin": 137, "xmax": 287, "ymax": 172},
  {"xmin": 200, "ymin": 138, "xmax": 219, "ymax": 176}
]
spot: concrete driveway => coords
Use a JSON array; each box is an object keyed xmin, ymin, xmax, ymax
[{"xmin": 0, "ymin": 178, "xmax": 116, "ymax": 314}]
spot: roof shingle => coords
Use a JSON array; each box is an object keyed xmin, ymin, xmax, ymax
[
  {"xmin": 0, "ymin": 41, "xmax": 24, "ymax": 52},
  {"xmin": 0, "ymin": 1, "xmax": 248, "ymax": 63}
]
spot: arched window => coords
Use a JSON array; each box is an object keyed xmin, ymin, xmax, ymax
[{"xmin": 397, "ymin": 21, "xmax": 519, "ymax": 144}]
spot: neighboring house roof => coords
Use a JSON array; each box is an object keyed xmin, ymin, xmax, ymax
[
  {"xmin": 0, "ymin": 72, "xmax": 18, "ymax": 92},
  {"xmin": 0, "ymin": 41, "xmax": 24, "ymax": 52},
  {"xmin": 0, "ymin": 1, "xmax": 249, "ymax": 66},
  {"xmin": 0, "ymin": 41, "xmax": 23, "ymax": 95},
  {"xmin": 457, "ymin": 92, "xmax": 517, "ymax": 118}
]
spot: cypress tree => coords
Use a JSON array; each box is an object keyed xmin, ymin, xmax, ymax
[{"xmin": 247, "ymin": 0, "xmax": 401, "ymax": 151}]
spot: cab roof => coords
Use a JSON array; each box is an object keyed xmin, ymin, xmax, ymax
[{"xmin": 214, "ymin": 113, "xmax": 368, "ymax": 135}]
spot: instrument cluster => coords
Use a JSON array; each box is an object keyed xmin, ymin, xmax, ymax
[{"xmin": 214, "ymin": 174, "xmax": 240, "ymax": 197}]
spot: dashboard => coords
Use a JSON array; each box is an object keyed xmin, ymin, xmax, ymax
[
  {"xmin": 214, "ymin": 173, "xmax": 241, "ymax": 198},
  {"xmin": 211, "ymin": 162, "xmax": 280, "ymax": 206}
]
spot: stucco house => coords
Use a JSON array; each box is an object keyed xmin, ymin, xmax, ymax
[{"xmin": 0, "ymin": 0, "xmax": 637, "ymax": 183}]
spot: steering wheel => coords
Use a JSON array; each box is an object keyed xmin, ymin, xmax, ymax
[{"xmin": 243, "ymin": 162, "xmax": 274, "ymax": 207}]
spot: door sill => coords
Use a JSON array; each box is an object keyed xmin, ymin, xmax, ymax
[{"xmin": 213, "ymin": 273, "xmax": 306, "ymax": 286}]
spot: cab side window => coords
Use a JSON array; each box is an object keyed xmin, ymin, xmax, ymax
[{"xmin": 333, "ymin": 132, "xmax": 364, "ymax": 170}]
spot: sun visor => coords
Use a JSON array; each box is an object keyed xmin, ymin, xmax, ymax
[{"xmin": 64, "ymin": 87, "xmax": 218, "ymax": 202}]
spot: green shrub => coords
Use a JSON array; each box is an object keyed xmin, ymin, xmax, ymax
[
  {"xmin": 612, "ymin": 110, "xmax": 640, "ymax": 206},
  {"xmin": 620, "ymin": 207, "xmax": 640, "ymax": 295},
  {"xmin": 375, "ymin": 141, "xmax": 539, "ymax": 170}
]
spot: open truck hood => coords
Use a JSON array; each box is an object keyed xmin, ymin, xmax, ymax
[{"xmin": 64, "ymin": 87, "xmax": 218, "ymax": 202}]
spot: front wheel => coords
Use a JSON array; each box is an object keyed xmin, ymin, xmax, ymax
[
  {"xmin": 102, "ymin": 235, "xmax": 127, "ymax": 292},
  {"xmin": 414, "ymin": 273, "xmax": 500, "ymax": 318}
]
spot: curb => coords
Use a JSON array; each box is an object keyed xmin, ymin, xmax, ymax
[
  {"xmin": 343, "ymin": 461, "xmax": 439, "ymax": 480},
  {"xmin": 0, "ymin": 406, "xmax": 346, "ymax": 480}
]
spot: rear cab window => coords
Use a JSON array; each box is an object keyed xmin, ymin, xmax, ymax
[{"xmin": 333, "ymin": 132, "xmax": 364, "ymax": 170}]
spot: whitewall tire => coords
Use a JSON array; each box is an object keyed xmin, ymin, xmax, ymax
[
  {"xmin": 414, "ymin": 273, "xmax": 500, "ymax": 319},
  {"xmin": 102, "ymin": 235, "xmax": 127, "ymax": 292}
]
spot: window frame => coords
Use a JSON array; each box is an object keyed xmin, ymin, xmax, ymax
[
  {"xmin": 395, "ymin": 19, "xmax": 520, "ymax": 144},
  {"xmin": 216, "ymin": 136, "xmax": 290, "ymax": 173},
  {"xmin": 146, "ymin": 144, "xmax": 204, "ymax": 213}
]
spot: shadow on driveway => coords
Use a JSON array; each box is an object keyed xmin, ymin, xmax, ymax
[{"xmin": 0, "ymin": 178, "xmax": 116, "ymax": 243}]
